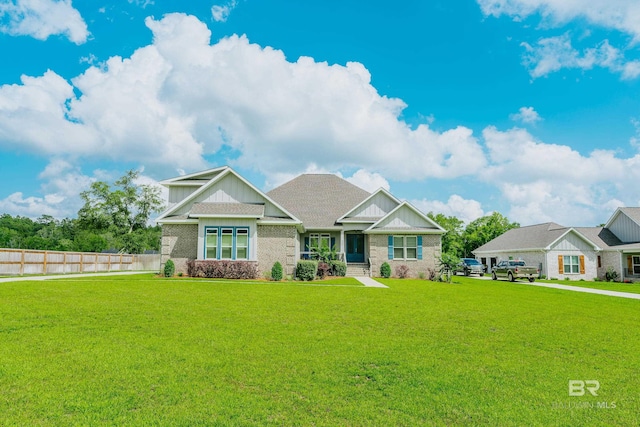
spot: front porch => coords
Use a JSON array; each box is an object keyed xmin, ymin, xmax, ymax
[
  {"xmin": 623, "ymin": 254, "xmax": 640, "ymax": 281},
  {"xmin": 299, "ymin": 231, "xmax": 371, "ymax": 276}
]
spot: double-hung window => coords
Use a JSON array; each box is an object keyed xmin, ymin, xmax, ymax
[
  {"xmin": 236, "ymin": 229, "xmax": 248, "ymax": 260},
  {"xmin": 205, "ymin": 228, "xmax": 218, "ymax": 259},
  {"xmin": 309, "ymin": 233, "xmax": 331, "ymax": 250},
  {"xmin": 392, "ymin": 235, "xmax": 418, "ymax": 260},
  {"xmin": 204, "ymin": 227, "xmax": 249, "ymax": 260},
  {"xmin": 563, "ymin": 255, "xmax": 579, "ymax": 274},
  {"xmin": 221, "ymin": 228, "xmax": 233, "ymax": 259},
  {"xmin": 633, "ymin": 256, "xmax": 640, "ymax": 275}
]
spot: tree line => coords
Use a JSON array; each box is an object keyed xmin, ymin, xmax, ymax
[
  {"xmin": 427, "ymin": 211, "xmax": 519, "ymax": 259},
  {"xmin": 0, "ymin": 170, "xmax": 164, "ymax": 254}
]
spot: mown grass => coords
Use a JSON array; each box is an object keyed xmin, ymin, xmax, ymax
[{"xmin": 0, "ymin": 274, "xmax": 638, "ymax": 425}]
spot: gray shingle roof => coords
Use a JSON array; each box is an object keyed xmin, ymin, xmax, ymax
[
  {"xmin": 190, "ymin": 202, "xmax": 264, "ymax": 217},
  {"xmin": 475, "ymin": 222, "xmax": 637, "ymax": 254},
  {"xmin": 474, "ymin": 222, "xmax": 569, "ymax": 252},
  {"xmin": 574, "ymin": 227, "xmax": 622, "ymax": 248},
  {"xmin": 267, "ymin": 174, "xmax": 370, "ymax": 228}
]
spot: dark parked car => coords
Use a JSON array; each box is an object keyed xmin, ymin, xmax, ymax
[{"xmin": 456, "ymin": 258, "xmax": 485, "ymax": 276}]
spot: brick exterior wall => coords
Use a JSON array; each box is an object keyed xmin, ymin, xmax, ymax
[
  {"xmin": 161, "ymin": 224, "xmax": 198, "ymax": 275},
  {"xmin": 368, "ymin": 234, "xmax": 441, "ymax": 278},
  {"xmin": 257, "ymin": 225, "xmax": 297, "ymax": 276},
  {"xmin": 598, "ymin": 251, "xmax": 622, "ymax": 281}
]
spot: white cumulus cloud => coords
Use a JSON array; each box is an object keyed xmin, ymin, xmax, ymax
[
  {"xmin": 0, "ymin": 13, "xmax": 487, "ymax": 188},
  {"xmin": 520, "ymin": 34, "xmax": 637, "ymax": 79},
  {"xmin": 480, "ymin": 126, "xmax": 640, "ymax": 225},
  {"xmin": 478, "ymin": 1, "xmax": 640, "ymax": 79},
  {"xmin": 510, "ymin": 106, "xmax": 541, "ymax": 123},
  {"xmin": 477, "ymin": 0, "xmax": 640, "ymax": 42},
  {"xmin": 412, "ymin": 195, "xmax": 486, "ymax": 225},
  {"xmin": 0, "ymin": 0, "xmax": 89, "ymax": 44},
  {"xmin": 344, "ymin": 169, "xmax": 391, "ymax": 193},
  {"xmin": 211, "ymin": 0, "xmax": 238, "ymax": 22}
]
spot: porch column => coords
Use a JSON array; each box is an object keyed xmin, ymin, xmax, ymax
[{"xmin": 340, "ymin": 229, "xmax": 345, "ymax": 262}]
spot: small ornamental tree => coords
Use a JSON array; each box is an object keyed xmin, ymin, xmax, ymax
[
  {"xmin": 271, "ymin": 261, "xmax": 283, "ymax": 281},
  {"xmin": 380, "ymin": 262, "xmax": 391, "ymax": 278},
  {"xmin": 438, "ymin": 253, "xmax": 460, "ymax": 283},
  {"xmin": 163, "ymin": 259, "xmax": 175, "ymax": 277}
]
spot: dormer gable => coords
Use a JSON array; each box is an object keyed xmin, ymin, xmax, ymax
[
  {"xmin": 339, "ymin": 188, "xmax": 401, "ymax": 223},
  {"xmin": 156, "ymin": 167, "xmax": 299, "ymax": 223},
  {"xmin": 604, "ymin": 207, "xmax": 640, "ymax": 243},
  {"xmin": 365, "ymin": 202, "xmax": 446, "ymax": 234}
]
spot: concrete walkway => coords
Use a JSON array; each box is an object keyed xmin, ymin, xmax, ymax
[
  {"xmin": 526, "ymin": 281, "xmax": 640, "ymax": 300},
  {"xmin": 0, "ymin": 271, "xmax": 155, "ymax": 283},
  {"xmin": 354, "ymin": 276, "xmax": 388, "ymax": 288},
  {"xmin": 473, "ymin": 275, "xmax": 640, "ymax": 300}
]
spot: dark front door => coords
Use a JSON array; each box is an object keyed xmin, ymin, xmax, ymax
[{"xmin": 346, "ymin": 234, "xmax": 365, "ymax": 263}]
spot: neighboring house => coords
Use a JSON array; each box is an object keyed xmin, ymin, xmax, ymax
[
  {"xmin": 473, "ymin": 208, "xmax": 640, "ymax": 281},
  {"xmin": 156, "ymin": 166, "xmax": 445, "ymax": 277}
]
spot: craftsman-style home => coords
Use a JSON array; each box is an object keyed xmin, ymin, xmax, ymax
[{"xmin": 157, "ymin": 166, "xmax": 445, "ymax": 277}]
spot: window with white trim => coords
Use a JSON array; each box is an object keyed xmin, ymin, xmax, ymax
[
  {"xmin": 393, "ymin": 235, "xmax": 418, "ymax": 260},
  {"xmin": 236, "ymin": 229, "xmax": 248, "ymax": 260},
  {"xmin": 633, "ymin": 256, "xmax": 640, "ymax": 275},
  {"xmin": 205, "ymin": 228, "xmax": 217, "ymax": 259},
  {"xmin": 563, "ymin": 255, "xmax": 579, "ymax": 274},
  {"xmin": 204, "ymin": 227, "xmax": 250, "ymax": 260},
  {"xmin": 309, "ymin": 233, "xmax": 331, "ymax": 250},
  {"xmin": 221, "ymin": 228, "xmax": 233, "ymax": 259}
]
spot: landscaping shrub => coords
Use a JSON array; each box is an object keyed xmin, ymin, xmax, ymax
[
  {"xmin": 317, "ymin": 262, "xmax": 331, "ymax": 279},
  {"xmin": 330, "ymin": 260, "xmax": 347, "ymax": 277},
  {"xmin": 395, "ymin": 264, "xmax": 410, "ymax": 279},
  {"xmin": 186, "ymin": 260, "xmax": 258, "ymax": 279},
  {"xmin": 271, "ymin": 261, "xmax": 283, "ymax": 281},
  {"xmin": 605, "ymin": 267, "xmax": 619, "ymax": 282},
  {"xmin": 426, "ymin": 268, "xmax": 437, "ymax": 281},
  {"xmin": 296, "ymin": 260, "xmax": 318, "ymax": 281},
  {"xmin": 380, "ymin": 262, "xmax": 391, "ymax": 278},
  {"xmin": 163, "ymin": 259, "xmax": 175, "ymax": 277}
]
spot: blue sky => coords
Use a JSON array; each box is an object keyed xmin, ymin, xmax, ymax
[{"xmin": 2, "ymin": 0, "xmax": 640, "ymax": 226}]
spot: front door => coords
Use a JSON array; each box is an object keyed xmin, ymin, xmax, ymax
[{"xmin": 346, "ymin": 234, "xmax": 365, "ymax": 263}]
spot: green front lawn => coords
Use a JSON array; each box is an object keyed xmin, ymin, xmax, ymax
[{"xmin": 0, "ymin": 274, "xmax": 638, "ymax": 425}]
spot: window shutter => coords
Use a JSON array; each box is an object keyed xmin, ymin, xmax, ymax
[
  {"xmin": 331, "ymin": 237, "xmax": 336, "ymax": 250},
  {"xmin": 558, "ymin": 255, "xmax": 564, "ymax": 274},
  {"xmin": 388, "ymin": 236, "xmax": 394, "ymax": 260},
  {"xmin": 304, "ymin": 237, "xmax": 310, "ymax": 259},
  {"xmin": 579, "ymin": 255, "xmax": 585, "ymax": 274},
  {"xmin": 417, "ymin": 236, "xmax": 423, "ymax": 260}
]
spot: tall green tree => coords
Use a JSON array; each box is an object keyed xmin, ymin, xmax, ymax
[
  {"xmin": 428, "ymin": 212, "xmax": 464, "ymax": 257},
  {"xmin": 462, "ymin": 212, "xmax": 519, "ymax": 257},
  {"xmin": 77, "ymin": 170, "xmax": 164, "ymax": 253}
]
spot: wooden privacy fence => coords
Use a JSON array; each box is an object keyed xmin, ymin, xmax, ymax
[{"xmin": 0, "ymin": 249, "xmax": 161, "ymax": 276}]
